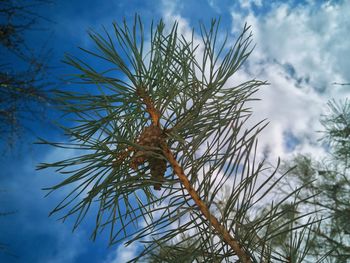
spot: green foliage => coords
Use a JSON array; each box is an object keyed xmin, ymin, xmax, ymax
[
  {"xmin": 281, "ymin": 99, "xmax": 350, "ymax": 262},
  {"xmin": 39, "ymin": 16, "xmax": 319, "ymax": 262},
  {"xmin": 321, "ymin": 99, "xmax": 350, "ymax": 164}
]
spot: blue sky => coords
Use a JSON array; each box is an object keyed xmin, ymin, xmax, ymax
[{"xmin": 1, "ymin": 0, "xmax": 350, "ymax": 262}]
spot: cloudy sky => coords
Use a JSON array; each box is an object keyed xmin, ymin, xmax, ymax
[{"xmin": 1, "ymin": 0, "xmax": 349, "ymax": 262}]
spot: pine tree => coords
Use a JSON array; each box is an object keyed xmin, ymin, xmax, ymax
[
  {"xmin": 38, "ymin": 17, "xmax": 319, "ymax": 262},
  {"xmin": 280, "ymin": 99, "xmax": 350, "ymax": 263}
]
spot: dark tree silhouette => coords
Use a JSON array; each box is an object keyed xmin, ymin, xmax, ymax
[{"xmin": 0, "ymin": 0, "xmax": 54, "ymax": 147}]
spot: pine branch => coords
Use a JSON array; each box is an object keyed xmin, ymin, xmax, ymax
[
  {"xmin": 162, "ymin": 145, "xmax": 252, "ymax": 262},
  {"xmin": 137, "ymin": 83, "xmax": 252, "ymax": 262},
  {"xmin": 136, "ymin": 86, "xmax": 161, "ymax": 125},
  {"xmin": 39, "ymin": 16, "xmax": 321, "ymax": 262}
]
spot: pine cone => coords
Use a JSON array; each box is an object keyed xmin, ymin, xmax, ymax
[
  {"xmin": 130, "ymin": 124, "xmax": 167, "ymax": 190},
  {"xmin": 149, "ymin": 158, "xmax": 167, "ymax": 190}
]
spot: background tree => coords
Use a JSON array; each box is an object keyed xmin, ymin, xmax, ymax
[
  {"xmin": 280, "ymin": 99, "xmax": 350, "ymax": 262},
  {"xmin": 38, "ymin": 17, "xmax": 319, "ymax": 262},
  {"xmin": 0, "ymin": 0, "xmax": 54, "ymax": 147},
  {"xmin": 0, "ymin": 0, "xmax": 54, "ymax": 257}
]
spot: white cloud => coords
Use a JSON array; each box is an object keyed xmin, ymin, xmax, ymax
[
  {"xmin": 207, "ymin": 0, "xmax": 221, "ymax": 13},
  {"xmin": 239, "ymin": 0, "xmax": 262, "ymax": 9},
  {"xmin": 236, "ymin": 1, "xmax": 350, "ymax": 95},
  {"xmin": 229, "ymin": 1, "xmax": 350, "ymax": 161},
  {"xmin": 104, "ymin": 242, "xmax": 139, "ymax": 263},
  {"xmin": 160, "ymin": 0, "xmax": 330, "ymax": 164},
  {"xmin": 0, "ymin": 147, "xmax": 87, "ymax": 263}
]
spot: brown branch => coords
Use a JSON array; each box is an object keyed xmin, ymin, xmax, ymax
[
  {"xmin": 136, "ymin": 86, "xmax": 160, "ymax": 126},
  {"xmin": 135, "ymin": 85, "xmax": 253, "ymax": 263},
  {"xmin": 113, "ymin": 86, "xmax": 161, "ymax": 165},
  {"xmin": 161, "ymin": 144, "xmax": 252, "ymax": 263}
]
